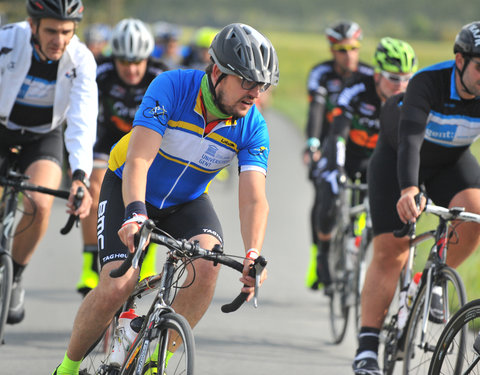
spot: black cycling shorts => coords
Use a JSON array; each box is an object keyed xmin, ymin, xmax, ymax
[
  {"xmin": 368, "ymin": 138, "xmax": 480, "ymax": 236},
  {"xmin": 0, "ymin": 126, "xmax": 63, "ymax": 174},
  {"xmin": 97, "ymin": 169, "xmax": 224, "ymax": 267}
]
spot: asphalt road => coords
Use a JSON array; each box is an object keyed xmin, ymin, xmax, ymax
[{"xmin": 0, "ymin": 110, "xmax": 359, "ymax": 374}]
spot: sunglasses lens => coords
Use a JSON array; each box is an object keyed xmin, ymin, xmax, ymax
[
  {"xmin": 332, "ymin": 43, "xmax": 360, "ymax": 52},
  {"xmin": 240, "ymin": 78, "xmax": 270, "ymax": 92},
  {"xmin": 382, "ymin": 71, "xmax": 411, "ymax": 83}
]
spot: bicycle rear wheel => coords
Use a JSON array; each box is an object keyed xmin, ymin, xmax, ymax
[
  {"xmin": 124, "ymin": 312, "xmax": 195, "ymax": 375},
  {"xmin": 402, "ymin": 266, "xmax": 466, "ymax": 375},
  {"xmin": 428, "ymin": 299, "xmax": 480, "ymax": 375},
  {"xmin": 0, "ymin": 252, "xmax": 13, "ymax": 344}
]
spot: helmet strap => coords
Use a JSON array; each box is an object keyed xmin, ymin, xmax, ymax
[
  {"xmin": 201, "ymin": 74, "xmax": 230, "ymax": 119},
  {"xmin": 456, "ymin": 55, "xmax": 475, "ymax": 96}
]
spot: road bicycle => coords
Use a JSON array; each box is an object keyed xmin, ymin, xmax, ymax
[
  {"xmin": 0, "ymin": 146, "xmax": 83, "ymax": 344},
  {"xmin": 381, "ymin": 200, "xmax": 480, "ymax": 375},
  {"xmin": 79, "ymin": 219, "xmax": 267, "ymax": 375},
  {"xmin": 428, "ymin": 298, "xmax": 480, "ymax": 374},
  {"xmin": 328, "ymin": 179, "xmax": 373, "ymax": 344}
]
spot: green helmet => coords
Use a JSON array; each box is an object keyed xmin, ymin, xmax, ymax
[
  {"xmin": 374, "ymin": 37, "xmax": 418, "ymax": 74},
  {"xmin": 193, "ymin": 27, "xmax": 218, "ymax": 49}
]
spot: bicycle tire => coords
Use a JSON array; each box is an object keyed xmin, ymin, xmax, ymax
[
  {"xmin": 124, "ymin": 312, "xmax": 195, "ymax": 375},
  {"xmin": 0, "ymin": 252, "xmax": 13, "ymax": 344},
  {"xmin": 402, "ymin": 266, "xmax": 466, "ymax": 375},
  {"xmin": 328, "ymin": 226, "xmax": 350, "ymax": 344},
  {"xmin": 428, "ymin": 299, "xmax": 480, "ymax": 375}
]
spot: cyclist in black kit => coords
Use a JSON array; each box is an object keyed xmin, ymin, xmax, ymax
[
  {"xmin": 310, "ymin": 37, "xmax": 417, "ymax": 295},
  {"xmin": 353, "ymin": 22, "xmax": 480, "ymax": 375},
  {"xmin": 77, "ymin": 18, "xmax": 168, "ymax": 296},
  {"xmin": 304, "ymin": 20, "xmax": 373, "ymax": 290}
]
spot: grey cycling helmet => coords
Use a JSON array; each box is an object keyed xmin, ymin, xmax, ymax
[
  {"xmin": 26, "ymin": 0, "xmax": 84, "ymax": 21},
  {"xmin": 209, "ymin": 23, "xmax": 279, "ymax": 86},
  {"xmin": 84, "ymin": 23, "xmax": 111, "ymax": 44},
  {"xmin": 111, "ymin": 18, "xmax": 154, "ymax": 61},
  {"xmin": 454, "ymin": 22, "xmax": 480, "ymax": 57},
  {"xmin": 325, "ymin": 20, "xmax": 362, "ymax": 44}
]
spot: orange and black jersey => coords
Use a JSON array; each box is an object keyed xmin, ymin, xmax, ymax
[
  {"xmin": 306, "ymin": 60, "xmax": 373, "ymax": 144},
  {"xmin": 330, "ymin": 73, "xmax": 382, "ymax": 159}
]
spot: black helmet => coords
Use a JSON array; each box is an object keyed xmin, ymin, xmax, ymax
[
  {"xmin": 325, "ymin": 20, "xmax": 362, "ymax": 44},
  {"xmin": 454, "ymin": 22, "xmax": 480, "ymax": 57},
  {"xmin": 209, "ymin": 23, "xmax": 279, "ymax": 86},
  {"xmin": 26, "ymin": 0, "xmax": 84, "ymax": 21}
]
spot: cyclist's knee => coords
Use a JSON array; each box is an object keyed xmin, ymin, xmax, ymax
[
  {"xmin": 372, "ymin": 233, "xmax": 409, "ymax": 265},
  {"xmin": 188, "ymin": 258, "xmax": 220, "ymax": 285},
  {"xmin": 95, "ymin": 263, "xmax": 137, "ymax": 307}
]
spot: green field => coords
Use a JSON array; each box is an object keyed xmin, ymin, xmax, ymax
[{"xmin": 269, "ymin": 30, "xmax": 480, "ymax": 301}]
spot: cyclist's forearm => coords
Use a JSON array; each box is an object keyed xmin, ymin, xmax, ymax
[
  {"xmin": 238, "ymin": 172, "xmax": 268, "ymax": 254},
  {"xmin": 306, "ymin": 99, "xmax": 326, "ymax": 141},
  {"xmin": 122, "ymin": 127, "xmax": 162, "ymax": 206}
]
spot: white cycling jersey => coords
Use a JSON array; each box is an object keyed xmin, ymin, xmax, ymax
[{"xmin": 0, "ymin": 21, "xmax": 98, "ymax": 175}]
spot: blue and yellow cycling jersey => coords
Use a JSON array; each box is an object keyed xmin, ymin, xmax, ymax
[{"xmin": 108, "ymin": 69, "xmax": 270, "ymax": 209}]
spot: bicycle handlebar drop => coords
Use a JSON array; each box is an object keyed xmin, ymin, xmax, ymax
[
  {"xmin": 109, "ymin": 219, "xmax": 268, "ymax": 313},
  {"xmin": 60, "ymin": 187, "xmax": 84, "ymax": 235}
]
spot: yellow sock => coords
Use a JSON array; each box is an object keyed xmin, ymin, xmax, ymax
[{"xmin": 54, "ymin": 352, "xmax": 81, "ymax": 375}]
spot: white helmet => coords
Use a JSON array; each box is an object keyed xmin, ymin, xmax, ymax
[{"xmin": 111, "ymin": 18, "xmax": 154, "ymax": 61}]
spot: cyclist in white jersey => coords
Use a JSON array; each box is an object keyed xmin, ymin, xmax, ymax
[{"xmin": 0, "ymin": 0, "xmax": 96, "ymax": 325}]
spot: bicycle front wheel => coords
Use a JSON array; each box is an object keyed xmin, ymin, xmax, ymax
[
  {"xmin": 328, "ymin": 229, "xmax": 350, "ymax": 345},
  {"xmin": 403, "ymin": 266, "xmax": 466, "ymax": 375},
  {"xmin": 125, "ymin": 312, "xmax": 195, "ymax": 375},
  {"xmin": 0, "ymin": 252, "xmax": 13, "ymax": 343},
  {"xmin": 428, "ymin": 299, "xmax": 480, "ymax": 375}
]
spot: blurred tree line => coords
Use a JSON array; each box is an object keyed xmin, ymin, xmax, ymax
[{"xmin": 0, "ymin": 0, "xmax": 476, "ymax": 41}]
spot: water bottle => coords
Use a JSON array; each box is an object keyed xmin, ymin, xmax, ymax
[
  {"xmin": 109, "ymin": 309, "xmax": 143, "ymax": 367},
  {"xmin": 346, "ymin": 237, "xmax": 359, "ymax": 271},
  {"xmin": 406, "ymin": 272, "xmax": 422, "ymax": 308}
]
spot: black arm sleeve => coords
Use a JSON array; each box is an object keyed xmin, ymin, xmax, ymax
[
  {"xmin": 305, "ymin": 89, "xmax": 327, "ymax": 141},
  {"xmin": 397, "ymin": 73, "xmax": 434, "ymax": 189}
]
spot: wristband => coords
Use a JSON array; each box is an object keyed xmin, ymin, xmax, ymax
[
  {"xmin": 246, "ymin": 248, "xmax": 259, "ymax": 260},
  {"xmin": 121, "ymin": 213, "xmax": 148, "ymax": 230},
  {"xmin": 124, "ymin": 201, "xmax": 148, "ymax": 220},
  {"xmin": 72, "ymin": 169, "xmax": 90, "ymax": 188},
  {"xmin": 307, "ymin": 137, "xmax": 320, "ymax": 150}
]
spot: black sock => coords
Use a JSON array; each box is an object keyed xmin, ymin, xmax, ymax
[
  {"xmin": 356, "ymin": 326, "xmax": 380, "ymax": 356},
  {"xmin": 12, "ymin": 260, "xmax": 26, "ymax": 282},
  {"xmin": 316, "ymin": 240, "xmax": 331, "ymax": 285}
]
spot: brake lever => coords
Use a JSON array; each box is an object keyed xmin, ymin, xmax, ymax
[
  {"xmin": 253, "ymin": 257, "xmax": 267, "ymax": 308},
  {"xmin": 132, "ymin": 219, "xmax": 154, "ymax": 269}
]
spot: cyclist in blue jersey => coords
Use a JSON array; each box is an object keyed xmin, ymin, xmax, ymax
[
  {"xmin": 53, "ymin": 23, "xmax": 279, "ymax": 375},
  {"xmin": 353, "ymin": 22, "xmax": 480, "ymax": 375},
  {"xmin": 0, "ymin": 0, "xmax": 96, "ymax": 325}
]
